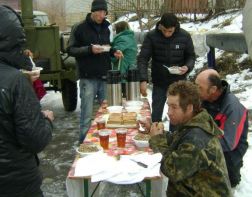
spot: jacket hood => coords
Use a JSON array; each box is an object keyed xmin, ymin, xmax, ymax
[
  {"xmin": 0, "ymin": 6, "xmax": 32, "ymax": 70},
  {"xmin": 113, "ymin": 29, "xmax": 134, "ymax": 41},
  {"xmin": 183, "ymin": 109, "xmax": 223, "ymax": 136},
  {"xmin": 0, "ymin": 6, "xmax": 26, "ymax": 51}
]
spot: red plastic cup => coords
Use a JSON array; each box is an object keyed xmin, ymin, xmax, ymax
[
  {"xmin": 96, "ymin": 117, "xmax": 106, "ymax": 130},
  {"xmin": 115, "ymin": 128, "xmax": 127, "ymax": 148},
  {"xmin": 99, "ymin": 129, "xmax": 110, "ymax": 150}
]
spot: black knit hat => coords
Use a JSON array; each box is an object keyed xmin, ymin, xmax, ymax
[{"xmin": 91, "ymin": 0, "xmax": 108, "ymax": 12}]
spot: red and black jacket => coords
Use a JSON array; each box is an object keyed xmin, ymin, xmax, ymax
[{"xmin": 202, "ymin": 80, "xmax": 248, "ymax": 165}]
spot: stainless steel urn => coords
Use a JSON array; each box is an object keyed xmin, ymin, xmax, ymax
[
  {"xmin": 107, "ymin": 70, "xmax": 122, "ymax": 106},
  {"xmin": 126, "ymin": 68, "xmax": 140, "ymax": 101}
]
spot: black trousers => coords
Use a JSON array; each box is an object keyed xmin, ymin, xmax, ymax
[
  {"xmin": 151, "ymin": 85, "xmax": 167, "ymax": 122},
  {"xmin": 224, "ymin": 152, "xmax": 243, "ymax": 188}
]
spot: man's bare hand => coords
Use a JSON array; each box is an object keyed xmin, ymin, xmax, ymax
[
  {"xmin": 140, "ymin": 81, "xmax": 147, "ymax": 97},
  {"xmin": 114, "ymin": 50, "xmax": 123, "ymax": 59},
  {"xmin": 42, "ymin": 110, "xmax": 54, "ymax": 122},
  {"xmin": 149, "ymin": 122, "xmax": 164, "ymax": 137},
  {"xmin": 23, "ymin": 49, "xmax": 33, "ymax": 58},
  {"xmin": 91, "ymin": 45, "xmax": 103, "ymax": 54},
  {"xmin": 178, "ymin": 65, "xmax": 188, "ymax": 75}
]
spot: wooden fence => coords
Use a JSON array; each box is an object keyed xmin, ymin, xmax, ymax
[
  {"xmin": 163, "ymin": 0, "xmax": 208, "ymax": 13},
  {"xmin": 109, "ymin": 0, "xmax": 246, "ymax": 15}
]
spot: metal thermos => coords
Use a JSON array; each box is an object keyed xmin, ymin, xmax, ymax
[
  {"xmin": 126, "ymin": 68, "xmax": 140, "ymax": 101},
  {"xmin": 107, "ymin": 70, "xmax": 122, "ymax": 106}
]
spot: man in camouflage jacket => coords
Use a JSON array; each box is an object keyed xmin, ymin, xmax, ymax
[{"xmin": 149, "ymin": 81, "xmax": 232, "ymax": 197}]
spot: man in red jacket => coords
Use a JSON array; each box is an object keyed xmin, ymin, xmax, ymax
[{"xmin": 195, "ymin": 69, "xmax": 248, "ymax": 187}]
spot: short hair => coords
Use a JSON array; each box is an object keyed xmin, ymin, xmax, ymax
[
  {"xmin": 168, "ymin": 80, "xmax": 201, "ymax": 114},
  {"xmin": 115, "ymin": 21, "xmax": 129, "ymax": 34},
  {"xmin": 160, "ymin": 13, "xmax": 180, "ymax": 29},
  {"xmin": 208, "ymin": 74, "xmax": 223, "ymax": 90}
]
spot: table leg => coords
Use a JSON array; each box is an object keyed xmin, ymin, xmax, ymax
[
  {"xmin": 84, "ymin": 179, "xmax": 89, "ymax": 197},
  {"xmin": 145, "ymin": 180, "xmax": 151, "ymax": 197}
]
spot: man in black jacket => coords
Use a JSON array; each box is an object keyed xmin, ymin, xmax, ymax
[
  {"xmin": 137, "ymin": 13, "xmax": 195, "ymax": 130},
  {"xmin": 0, "ymin": 6, "xmax": 54, "ymax": 197},
  {"xmin": 67, "ymin": 0, "xmax": 122, "ymax": 143}
]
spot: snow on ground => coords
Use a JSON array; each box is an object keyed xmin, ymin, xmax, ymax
[{"xmin": 112, "ymin": 10, "xmax": 252, "ymax": 196}]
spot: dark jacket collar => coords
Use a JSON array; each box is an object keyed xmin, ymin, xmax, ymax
[
  {"xmin": 85, "ymin": 13, "xmax": 110, "ymax": 31},
  {"xmin": 214, "ymin": 80, "xmax": 230, "ymax": 104}
]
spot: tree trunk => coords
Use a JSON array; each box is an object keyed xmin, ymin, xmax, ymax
[{"xmin": 215, "ymin": 0, "xmax": 225, "ymax": 13}]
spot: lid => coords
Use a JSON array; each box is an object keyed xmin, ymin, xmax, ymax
[
  {"xmin": 127, "ymin": 68, "xmax": 140, "ymax": 82},
  {"xmin": 107, "ymin": 70, "xmax": 121, "ymax": 84}
]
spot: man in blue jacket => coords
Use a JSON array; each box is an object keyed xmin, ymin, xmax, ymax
[
  {"xmin": 67, "ymin": 0, "xmax": 122, "ymax": 143},
  {"xmin": 137, "ymin": 13, "xmax": 195, "ymax": 130},
  {"xmin": 0, "ymin": 5, "xmax": 54, "ymax": 197},
  {"xmin": 195, "ymin": 69, "xmax": 248, "ymax": 188}
]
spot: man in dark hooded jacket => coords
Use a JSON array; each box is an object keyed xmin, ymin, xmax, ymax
[
  {"xmin": 137, "ymin": 13, "xmax": 195, "ymax": 130},
  {"xmin": 0, "ymin": 6, "xmax": 54, "ymax": 197}
]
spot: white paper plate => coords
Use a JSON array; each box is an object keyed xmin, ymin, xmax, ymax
[{"xmin": 76, "ymin": 145, "xmax": 103, "ymax": 157}]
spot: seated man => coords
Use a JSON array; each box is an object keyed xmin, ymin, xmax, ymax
[
  {"xmin": 195, "ymin": 69, "xmax": 248, "ymax": 187},
  {"xmin": 149, "ymin": 81, "xmax": 231, "ymax": 196}
]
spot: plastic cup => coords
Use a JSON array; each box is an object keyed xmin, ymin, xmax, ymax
[
  {"xmin": 115, "ymin": 128, "xmax": 127, "ymax": 148},
  {"xmin": 96, "ymin": 117, "xmax": 106, "ymax": 130},
  {"xmin": 99, "ymin": 129, "xmax": 110, "ymax": 150}
]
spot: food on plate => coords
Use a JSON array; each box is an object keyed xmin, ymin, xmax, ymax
[
  {"xmin": 123, "ymin": 112, "xmax": 137, "ymax": 117},
  {"xmin": 123, "ymin": 112, "xmax": 137, "ymax": 125},
  {"xmin": 107, "ymin": 112, "xmax": 137, "ymax": 126},
  {"xmin": 107, "ymin": 113, "xmax": 122, "ymax": 124},
  {"xmin": 78, "ymin": 144, "xmax": 99, "ymax": 153},
  {"xmin": 134, "ymin": 133, "xmax": 151, "ymax": 141},
  {"xmin": 133, "ymin": 133, "xmax": 150, "ymax": 148},
  {"xmin": 168, "ymin": 66, "xmax": 181, "ymax": 74}
]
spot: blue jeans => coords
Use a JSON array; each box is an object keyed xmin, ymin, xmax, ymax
[
  {"xmin": 151, "ymin": 85, "xmax": 167, "ymax": 122},
  {"xmin": 79, "ymin": 78, "xmax": 106, "ymax": 143}
]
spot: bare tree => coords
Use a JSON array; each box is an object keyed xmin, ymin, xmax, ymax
[{"xmin": 109, "ymin": 0, "xmax": 161, "ymax": 31}]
